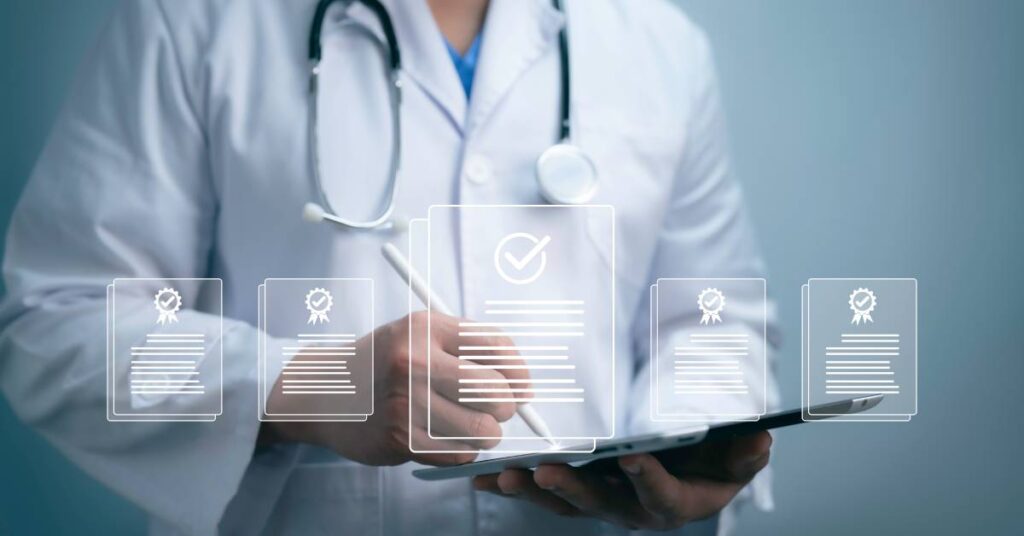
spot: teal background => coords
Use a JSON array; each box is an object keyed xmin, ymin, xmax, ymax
[{"xmin": 1, "ymin": 0, "xmax": 1021, "ymax": 533}]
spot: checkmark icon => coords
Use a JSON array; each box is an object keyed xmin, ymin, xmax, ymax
[
  {"xmin": 153, "ymin": 288, "xmax": 182, "ymax": 324},
  {"xmin": 494, "ymin": 233, "xmax": 552, "ymax": 285},
  {"xmin": 503, "ymin": 235, "xmax": 551, "ymax": 271},
  {"xmin": 848, "ymin": 287, "xmax": 876, "ymax": 324},
  {"xmin": 305, "ymin": 287, "xmax": 334, "ymax": 324},
  {"xmin": 697, "ymin": 288, "xmax": 726, "ymax": 324}
]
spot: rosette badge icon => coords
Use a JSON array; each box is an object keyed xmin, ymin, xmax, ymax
[
  {"xmin": 305, "ymin": 287, "xmax": 334, "ymax": 324},
  {"xmin": 849, "ymin": 287, "xmax": 876, "ymax": 325},
  {"xmin": 697, "ymin": 288, "xmax": 726, "ymax": 325},
  {"xmin": 154, "ymin": 287, "xmax": 182, "ymax": 324}
]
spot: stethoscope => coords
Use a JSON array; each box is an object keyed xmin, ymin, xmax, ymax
[{"xmin": 302, "ymin": 0, "xmax": 598, "ymax": 232}]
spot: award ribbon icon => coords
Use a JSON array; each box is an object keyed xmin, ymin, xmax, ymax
[
  {"xmin": 305, "ymin": 287, "xmax": 333, "ymax": 324},
  {"xmin": 697, "ymin": 287, "xmax": 726, "ymax": 325},
  {"xmin": 849, "ymin": 287, "xmax": 876, "ymax": 325},
  {"xmin": 154, "ymin": 287, "xmax": 182, "ymax": 324}
]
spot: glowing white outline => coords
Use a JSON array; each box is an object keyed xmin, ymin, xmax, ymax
[
  {"xmin": 107, "ymin": 278, "xmax": 222, "ymax": 422},
  {"xmin": 106, "ymin": 284, "xmax": 214, "ymax": 422},
  {"xmin": 650, "ymin": 278, "xmax": 767, "ymax": 423},
  {"xmin": 803, "ymin": 284, "xmax": 911, "ymax": 422},
  {"xmin": 258, "ymin": 285, "xmax": 369, "ymax": 422},
  {"xmin": 803, "ymin": 278, "xmax": 918, "ymax": 422},
  {"xmin": 257, "ymin": 284, "xmax": 367, "ymax": 422},
  {"xmin": 808, "ymin": 278, "xmax": 917, "ymax": 417},
  {"xmin": 425, "ymin": 204, "xmax": 616, "ymax": 442},
  {"xmin": 258, "ymin": 278, "xmax": 374, "ymax": 421},
  {"xmin": 405, "ymin": 216, "xmax": 598, "ymax": 455}
]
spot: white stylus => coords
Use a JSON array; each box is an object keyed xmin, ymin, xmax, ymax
[{"xmin": 381, "ymin": 243, "xmax": 558, "ymax": 447}]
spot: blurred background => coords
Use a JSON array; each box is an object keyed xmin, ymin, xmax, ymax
[{"xmin": 1, "ymin": 0, "xmax": 1021, "ymax": 533}]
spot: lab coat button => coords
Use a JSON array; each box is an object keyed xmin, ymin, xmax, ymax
[{"xmin": 463, "ymin": 155, "xmax": 492, "ymax": 184}]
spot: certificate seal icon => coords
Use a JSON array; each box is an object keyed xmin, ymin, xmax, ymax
[
  {"xmin": 697, "ymin": 287, "xmax": 725, "ymax": 325},
  {"xmin": 154, "ymin": 287, "xmax": 182, "ymax": 324},
  {"xmin": 305, "ymin": 287, "xmax": 333, "ymax": 324},
  {"xmin": 849, "ymin": 287, "xmax": 876, "ymax": 325}
]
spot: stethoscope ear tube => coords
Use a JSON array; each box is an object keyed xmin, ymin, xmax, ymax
[
  {"xmin": 305, "ymin": 0, "xmax": 595, "ymax": 234},
  {"xmin": 307, "ymin": 5, "xmax": 403, "ymax": 230},
  {"xmin": 309, "ymin": 0, "xmax": 401, "ymax": 70},
  {"xmin": 552, "ymin": 0, "xmax": 571, "ymax": 141}
]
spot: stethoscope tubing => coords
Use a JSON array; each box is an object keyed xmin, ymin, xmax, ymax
[{"xmin": 306, "ymin": 0, "xmax": 582, "ymax": 231}]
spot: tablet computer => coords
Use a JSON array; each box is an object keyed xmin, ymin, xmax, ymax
[{"xmin": 413, "ymin": 395, "xmax": 883, "ymax": 481}]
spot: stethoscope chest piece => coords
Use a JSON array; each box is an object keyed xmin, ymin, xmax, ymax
[{"xmin": 535, "ymin": 143, "xmax": 598, "ymax": 205}]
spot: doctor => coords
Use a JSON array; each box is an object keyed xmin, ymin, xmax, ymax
[{"xmin": 0, "ymin": 0, "xmax": 778, "ymax": 534}]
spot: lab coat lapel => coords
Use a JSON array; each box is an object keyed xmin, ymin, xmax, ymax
[
  {"xmin": 337, "ymin": 0, "xmax": 468, "ymax": 132},
  {"xmin": 466, "ymin": 0, "xmax": 564, "ymax": 137},
  {"xmin": 385, "ymin": 0, "xmax": 468, "ymax": 132}
]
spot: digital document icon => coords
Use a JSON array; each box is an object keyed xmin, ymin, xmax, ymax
[
  {"xmin": 405, "ymin": 205, "xmax": 614, "ymax": 454},
  {"xmin": 650, "ymin": 278, "xmax": 767, "ymax": 422},
  {"xmin": 259, "ymin": 278, "xmax": 374, "ymax": 422},
  {"xmin": 803, "ymin": 279, "xmax": 917, "ymax": 422},
  {"xmin": 107, "ymin": 278, "xmax": 223, "ymax": 422}
]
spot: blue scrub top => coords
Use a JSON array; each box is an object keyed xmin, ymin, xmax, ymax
[{"xmin": 444, "ymin": 34, "xmax": 482, "ymax": 97}]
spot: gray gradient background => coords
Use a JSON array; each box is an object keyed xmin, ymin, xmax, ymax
[{"xmin": 1, "ymin": 1, "xmax": 1021, "ymax": 533}]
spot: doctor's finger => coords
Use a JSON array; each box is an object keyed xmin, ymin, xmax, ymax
[
  {"xmin": 667, "ymin": 432, "xmax": 772, "ymax": 482},
  {"xmin": 471, "ymin": 473, "xmax": 504, "ymax": 494},
  {"xmin": 422, "ymin": 391, "xmax": 504, "ymax": 449},
  {"xmin": 427, "ymin": 315, "xmax": 512, "ymax": 356},
  {"xmin": 533, "ymin": 464, "xmax": 655, "ymax": 528},
  {"xmin": 452, "ymin": 343, "xmax": 534, "ymax": 391},
  {"xmin": 407, "ymin": 427, "xmax": 482, "ymax": 467},
  {"xmin": 621, "ymin": 453, "xmax": 745, "ymax": 524},
  {"xmin": 427, "ymin": 352, "xmax": 532, "ymax": 409},
  {"xmin": 472, "ymin": 470, "xmax": 582, "ymax": 518},
  {"xmin": 433, "ymin": 327, "xmax": 515, "ymax": 357},
  {"xmin": 434, "ymin": 331, "xmax": 534, "ymax": 385},
  {"xmin": 409, "ymin": 380, "xmax": 511, "ymax": 428},
  {"xmin": 618, "ymin": 453, "xmax": 715, "ymax": 527}
]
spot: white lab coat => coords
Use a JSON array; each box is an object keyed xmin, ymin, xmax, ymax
[{"xmin": 0, "ymin": 0, "xmax": 778, "ymax": 534}]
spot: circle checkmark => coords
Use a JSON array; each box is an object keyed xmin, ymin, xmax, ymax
[
  {"xmin": 155, "ymin": 290, "xmax": 179, "ymax": 312},
  {"xmin": 494, "ymin": 232, "xmax": 551, "ymax": 285},
  {"xmin": 304, "ymin": 287, "xmax": 334, "ymax": 324},
  {"xmin": 696, "ymin": 287, "xmax": 726, "ymax": 324},
  {"xmin": 306, "ymin": 289, "xmax": 332, "ymax": 313},
  {"xmin": 309, "ymin": 292, "xmax": 328, "ymax": 311},
  {"xmin": 848, "ymin": 287, "xmax": 877, "ymax": 324},
  {"xmin": 153, "ymin": 287, "xmax": 182, "ymax": 324}
]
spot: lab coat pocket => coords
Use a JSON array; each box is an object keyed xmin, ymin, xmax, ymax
[{"xmin": 264, "ymin": 463, "xmax": 381, "ymax": 535}]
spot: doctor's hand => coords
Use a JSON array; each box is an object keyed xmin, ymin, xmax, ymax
[
  {"xmin": 472, "ymin": 432, "xmax": 772, "ymax": 531},
  {"xmin": 261, "ymin": 311, "xmax": 531, "ymax": 466}
]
